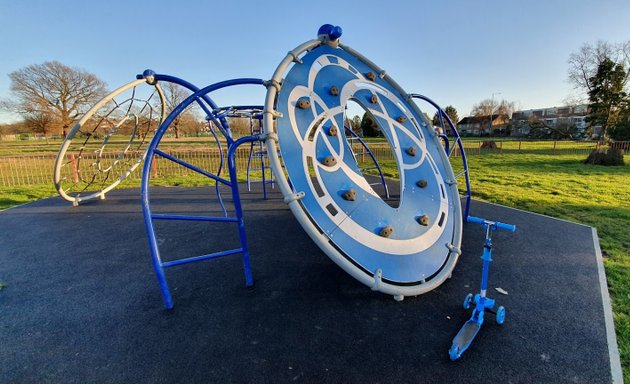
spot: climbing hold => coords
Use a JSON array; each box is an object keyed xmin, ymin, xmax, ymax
[
  {"xmin": 416, "ymin": 179, "xmax": 428, "ymax": 188},
  {"xmin": 297, "ymin": 98, "xmax": 310, "ymax": 109},
  {"xmin": 379, "ymin": 225, "xmax": 394, "ymax": 238},
  {"xmin": 321, "ymin": 156, "xmax": 337, "ymax": 167},
  {"xmin": 417, "ymin": 214, "xmax": 430, "ymax": 226},
  {"xmin": 397, "ymin": 116, "xmax": 407, "ymax": 123},
  {"xmin": 366, "ymin": 71, "xmax": 376, "ymax": 81},
  {"xmin": 370, "ymin": 94, "xmax": 378, "ymax": 104},
  {"xmin": 342, "ymin": 189, "xmax": 356, "ymax": 201},
  {"xmin": 405, "ymin": 147, "xmax": 416, "ymax": 156},
  {"xmin": 329, "ymin": 85, "xmax": 339, "ymax": 96},
  {"xmin": 328, "ymin": 125, "xmax": 338, "ymax": 136}
]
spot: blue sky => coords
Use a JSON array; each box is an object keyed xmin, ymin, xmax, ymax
[{"xmin": 1, "ymin": 0, "xmax": 629, "ymax": 123}]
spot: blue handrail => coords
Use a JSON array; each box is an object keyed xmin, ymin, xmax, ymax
[{"xmin": 408, "ymin": 94, "xmax": 472, "ymax": 218}]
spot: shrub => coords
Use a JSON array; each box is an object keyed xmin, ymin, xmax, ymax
[{"xmin": 583, "ymin": 148, "xmax": 625, "ymax": 166}]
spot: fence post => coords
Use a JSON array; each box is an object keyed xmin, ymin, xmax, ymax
[
  {"xmin": 152, "ymin": 156, "xmax": 158, "ymax": 178},
  {"xmin": 70, "ymin": 153, "xmax": 79, "ymax": 183},
  {"xmin": 361, "ymin": 143, "xmax": 365, "ymax": 163}
]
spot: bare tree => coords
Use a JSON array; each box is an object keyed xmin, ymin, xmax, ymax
[
  {"xmin": 567, "ymin": 40, "xmax": 630, "ymax": 101},
  {"xmin": 188, "ymin": 119, "xmax": 209, "ymax": 137},
  {"xmin": 161, "ymin": 82, "xmax": 199, "ymax": 139},
  {"xmin": 471, "ymin": 99, "xmax": 515, "ymax": 118},
  {"xmin": 24, "ymin": 111, "xmax": 57, "ymax": 143},
  {"xmin": 0, "ymin": 121, "xmax": 28, "ymax": 138},
  {"xmin": 526, "ymin": 116, "xmax": 578, "ymax": 139},
  {"xmin": 226, "ymin": 117, "xmax": 254, "ymax": 137},
  {"xmin": 7, "ymin": 61, "xmax": 107, "ymax": 136},
  {"xmin": 350, "ymin": 115, "xmax": 361, "ymax": 134}
]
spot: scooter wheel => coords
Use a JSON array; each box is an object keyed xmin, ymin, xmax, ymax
[
  {"xmin": 463, "ymin": 293, "xmax": 473, "ymax": 310},
  {"xmin": 496, "ymin": 306, "xmax": 506, "ymax": 325},
  {"xmin": 449, "ymin": 344, "xmax": 460, "ymax": 361}
]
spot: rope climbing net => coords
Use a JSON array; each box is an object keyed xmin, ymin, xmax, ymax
[{"xmin": 53, "ymin": 79, "xmax": 166, "ymax": 205}]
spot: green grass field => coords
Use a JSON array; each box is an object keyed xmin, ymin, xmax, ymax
[{"xmin": 1, "ymin": 141, "xmax": 629, "ymax": 379}]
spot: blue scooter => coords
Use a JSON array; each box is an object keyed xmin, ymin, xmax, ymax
[{"xmin": 449, "ymin": 215, "xmax": 516, "ymax": 361}]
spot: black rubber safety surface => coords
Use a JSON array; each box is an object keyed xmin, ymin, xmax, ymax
[{"xmin": 0, "ymin": 186, "xmax": 616, "ymax": 383}]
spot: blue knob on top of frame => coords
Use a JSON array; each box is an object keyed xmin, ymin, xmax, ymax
[
  {"xmin": 141, "ymin": 69, "xmax": 157, "ymax": 85},
  {"xmin": 318, "ymin": 24, "xmax": 343, "ymax": 40},
  {"xmin": 142, "ymin": 69, "xmax": 156, "ymax": 78}
]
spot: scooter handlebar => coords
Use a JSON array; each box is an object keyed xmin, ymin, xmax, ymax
[{"xmin": 467, "ymin": 215, "xmax": 516, "ymax": 232}]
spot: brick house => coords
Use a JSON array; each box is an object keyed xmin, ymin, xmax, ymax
[
  {"xmin": 511, "ymin": 105, "xmax": 589, "ymax": 137},
  {"xmin": 457, "ymin": 114, "xmax": 510, "ymax": 136}
]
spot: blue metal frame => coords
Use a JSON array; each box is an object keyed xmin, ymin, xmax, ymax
[
  {"xmin": 449, "ymin": 215, "xmax": 516, "ymax": 360},
  {"xmin": 138, "ymin": 71, "xmax": 235, "ymax": 214},
  {"xmin": 409, "ymin": 94, "xmax": 472, "ymax": 219},
  {"xmin": 140, "ymin": 74, "xmax": 264, "ymax": 309},
  {"xmin": 242, "ymin": 110, "xmax": 275, "ymax": 199}
]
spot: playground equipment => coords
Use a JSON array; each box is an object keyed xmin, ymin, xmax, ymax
[
  {"xmin": 449, "ymin": 215, "xmax": 516, "ymax": 361},
  {"xmin": 264, "ymin": 24, "xmax": 465, "ymax": 300},
  {"xmin": 345, "ymin": 126, "xmax": 390, "ymax": 199},
  {"xmin": 55, "ymin": 25, "xmax": 472, "ymax": 308},
  {"xmin": 53, "ymin": 79, "xmax": 166, "ymax": 205},
  {"xmin": 240, "ymin": 108, "xmax": 275, "ymax": 198}
]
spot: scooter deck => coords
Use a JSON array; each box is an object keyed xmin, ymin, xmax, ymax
[{"xmin": 452, "ymin": 320, "xmax": 481, "ymax": 351}]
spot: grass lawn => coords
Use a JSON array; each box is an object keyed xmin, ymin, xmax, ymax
[
  {"xmin": 1, "ymin": 150, "xmax": 629, "ymax": 379},
  {"xmin": 0, "ymin": 184, "xmax": 58, "ymax": 210}
]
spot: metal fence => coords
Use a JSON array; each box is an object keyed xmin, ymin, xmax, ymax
[
  {"xmin": 349, "ymin": 140, "xmax": 628, "ymax": 159},
  {"xmin": 0, "ymin": 140, "xmax": 627, "ymax": 188},
  {"xmin": 0, "ymin": 148, "xmax": 255, "ymax": 187}
]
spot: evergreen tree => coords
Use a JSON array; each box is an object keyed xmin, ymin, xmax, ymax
[
  {"xmin": 350, "ymin": 115, "xmax": 362, "ymax": 135},
  {"xmin": 587, "ymin": 58, "xmax": 628, "ymax": 139},
  {"xmin": 444, "ymin": 105, "xmax": 459, "ymax": 126},
  {"xmin": 360, "ymin": 112, "xmax": 381, "ymax": 137},
  {"xmin": 610, "ymin": 108, "xmax": 630, "ymax": 141},
  {"xmin": 432, "ymin": 106, "xmax": 459, "ymax": 132}
]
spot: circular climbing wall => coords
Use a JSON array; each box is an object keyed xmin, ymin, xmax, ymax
[{"xmin": 267, "ymin": 38, "xmax": 462, "ymax": 298}]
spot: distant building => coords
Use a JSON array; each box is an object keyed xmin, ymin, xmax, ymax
[
  {"xmin": 457, "ymin": 114, "xmax": 510, "ymax": 136},
  {"xmin": 511, "ymin": 105, "xmax": 589, "ymax": 137}
]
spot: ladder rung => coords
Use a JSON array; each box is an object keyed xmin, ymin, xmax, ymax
[{"xmin": 161, "ymin": 248, "xmax": 243, "ymax": 268}]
